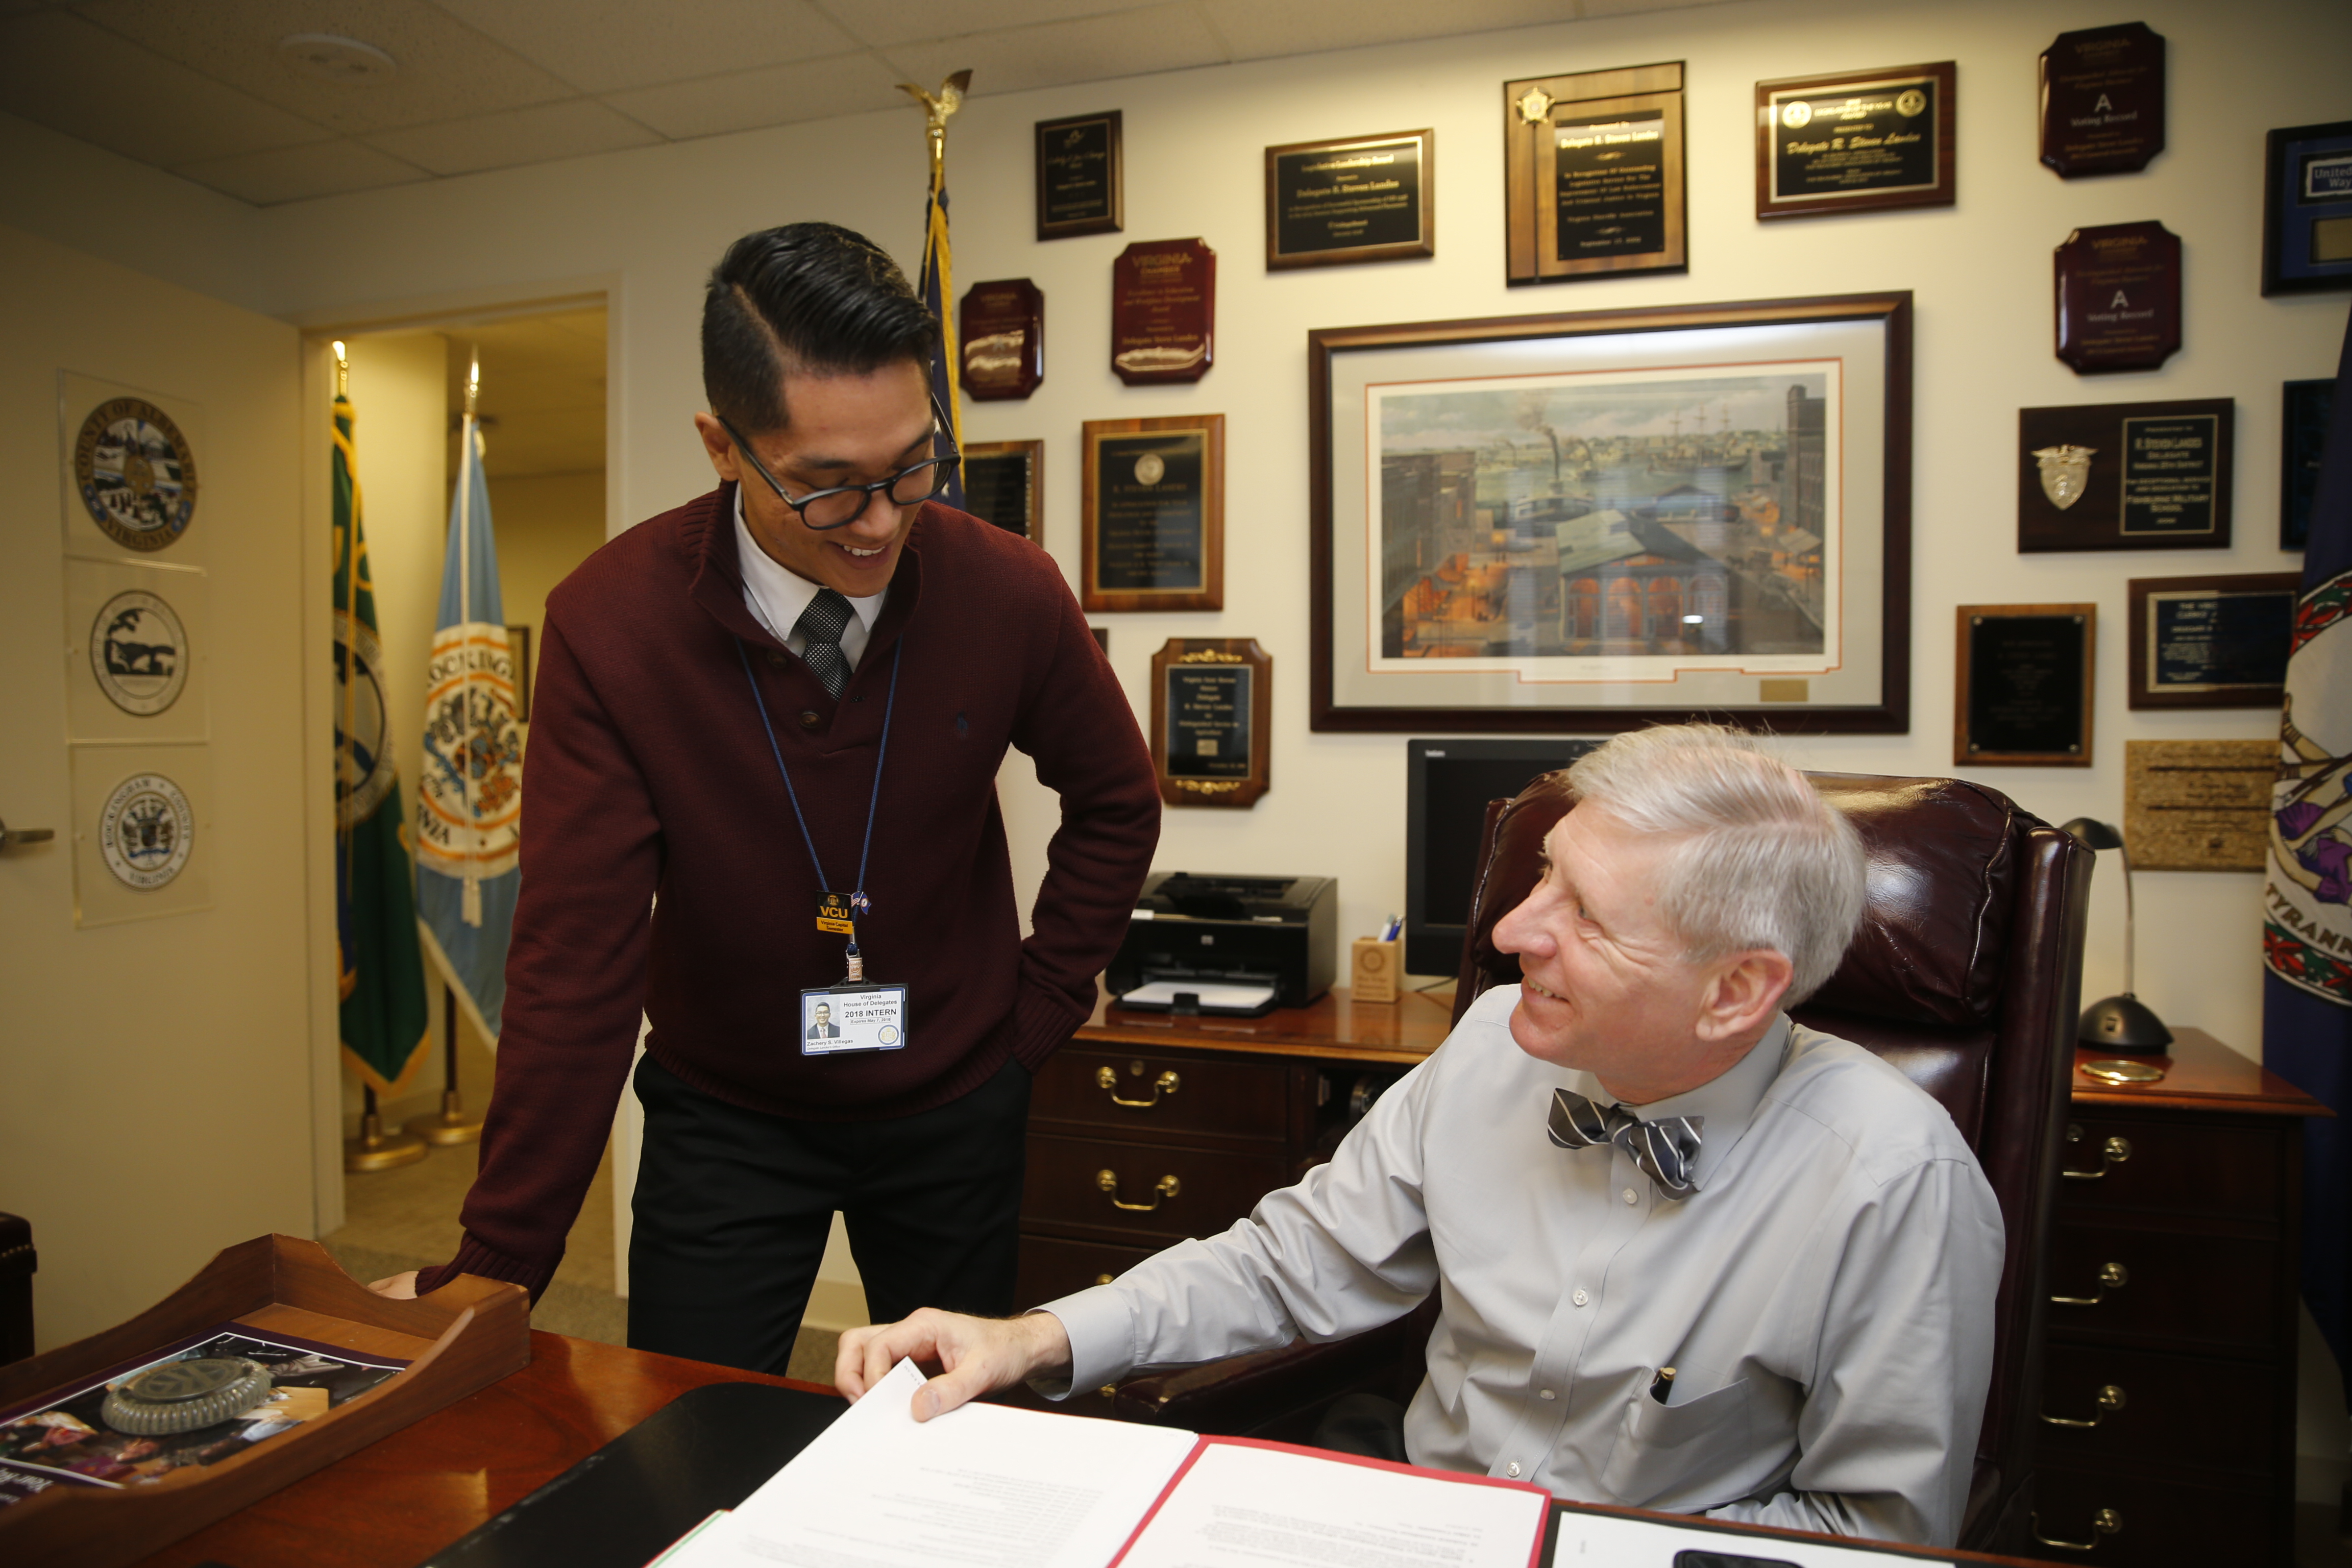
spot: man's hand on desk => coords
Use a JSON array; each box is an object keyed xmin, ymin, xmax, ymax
[
  {"xmin": 837, "ymin": 1308, "xmax": 1072, "ymax": 1421},
  {"xmin": 367, "ymin": 1271, "xmax": 419, "ymax": 1298}
]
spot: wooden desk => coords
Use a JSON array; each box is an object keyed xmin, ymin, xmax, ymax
[
  {"xmin": 2036, "ymin": 1028, "xmax": 2328, "ymax": 1566},
  {"xmin": 126, "ymin": 1332, "xmax": 802, "ymax": 1568},
  {"xmin": 1018, "ymin": 988, "xmax": 1451, "ymax": 1319}
]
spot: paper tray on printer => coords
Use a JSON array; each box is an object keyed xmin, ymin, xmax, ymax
[{"xmin": 1112, "ymin": 981, "xmax": 1280, "ymax": 1017}]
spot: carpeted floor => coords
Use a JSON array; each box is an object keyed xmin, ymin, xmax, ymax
[{"xmin": 318, "ymin": 1133, "xmax": 841, "ymax": 1381}]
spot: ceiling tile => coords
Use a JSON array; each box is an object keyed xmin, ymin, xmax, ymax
[
  {"xmin": 72, "ymin": 0, "xmax": 578, "ymax": 131},
  {"xmin": 600, "ymin": 52, "xmax": 904, "ymax": 141},
  {"xmin": 364, "ymin": 97, "xmax": 658, "ymax": 175},
  {"xmin": 1200, "ymin": 0, "xmax": 1576, "ymax": 62},
  {"xmin": 431, "ymin": 0, "xmax": 857, "ymax": 92},
  {"xmin": 883, "ymin": 4, "xmax": 1227, "ymax": 100},
  {"xmin": 0, "ymin": 9, "xmax": 332, "ymax": 165},
  {"xmin": 172, "ymin": 135, "xmax": 429, "ymax": 203},
  {"xmin": 830, "ymin": 0, "xmax": 1168, "ymax": 52}
]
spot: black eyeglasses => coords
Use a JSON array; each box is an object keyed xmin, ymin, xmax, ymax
[{"xmin": 720, "ymin": 394, "xmax": 960, "ymax": 531}]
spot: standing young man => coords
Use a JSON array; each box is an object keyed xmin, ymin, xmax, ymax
[{"xmin": 372, "ymin": 224, "xmax": 1161, "ymax": 1375}]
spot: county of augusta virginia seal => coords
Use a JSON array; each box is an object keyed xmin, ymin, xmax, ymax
[
  {"xmin": 75, "ymin": 398, "xmax": 198, "ymax": 552},
  {"xmin": 88, "ymin": 590, "xmax": 189, "ymax": 716},
  {"xmin": 99, "ymin": 772, "xmax": 194, "ymax": 890}
]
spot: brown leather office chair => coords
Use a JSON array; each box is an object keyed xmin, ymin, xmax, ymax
[{"xmin": 1114, "ymin": 769, "xmax": 2091, "ymax": 1556}]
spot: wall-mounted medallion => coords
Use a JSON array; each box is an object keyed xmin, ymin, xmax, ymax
[
  {"xmin": 88, "ymin": 589, "xmax": 189, "ymax": 717},
  {"xmin": 74, "ymin": 397, "xmax": 198, "ymax": 552},
  {"xmin": 99, "ymin": 771, "xmax": 194, "ymax": 889}
]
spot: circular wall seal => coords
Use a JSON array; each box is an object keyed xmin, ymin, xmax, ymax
[
  {"xmin": 1780, "ymin": 100, "xmax": 1813, "ymax": 129},
  {"xmin": 75, "ymin": 398, "xmax": 198, "ymax": 552},
  {"xmin": 1896, "ymin": 88, "xmax": 1927, "ymax": 117},
  {"xmin": 88, "ymin": 590, "xmax": 189, "ymax": 716},
  {"xmin": 1134, "ymin": 452, "xmax": 1166, "ymax": 486},
  {"xmin": 99, "ymin": 772, "xmax": 194, "ymax": 890}
]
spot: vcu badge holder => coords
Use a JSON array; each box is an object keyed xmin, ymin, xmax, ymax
[{"xmin": 802, "ymin": 897, "xmax": 907, "ymax": 1057}]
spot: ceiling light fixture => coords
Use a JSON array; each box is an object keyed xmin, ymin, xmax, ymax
[{"xmin": 278, "ymin": 33, "xmax": 397, "ymax": 84}]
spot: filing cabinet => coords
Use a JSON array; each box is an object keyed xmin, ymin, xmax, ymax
[{"xmin": 2030, "ymin": 1032, "xmax": 2324, "ymax": 1566}]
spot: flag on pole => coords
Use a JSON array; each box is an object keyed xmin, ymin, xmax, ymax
[
  {"xmin": 415, "ymin": 391, "xmax": 522, "ymax": 1044},
  {"xmin": 903, "ymin": 70, "xmax": 970, "ymax": 510},
  {"xmin": 332, "ymin": 384, "xmax": 431, "ymax": 1095},
  {"xmin": 2264, "ymin": 305, "xmax": 2352, "ymax": 1393}
]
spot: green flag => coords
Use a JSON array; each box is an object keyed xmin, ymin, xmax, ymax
[{"xmin": 334, "ymin": 392, "xmax": 430, "ymax": 1093}]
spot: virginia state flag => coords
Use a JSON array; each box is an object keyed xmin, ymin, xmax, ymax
[
  {"xmin": 2264, "ymin": 305, "xmax": 2352, "ymax": 1392},
  {"xmin": 415, "ymin": 414, "xmax": 521, "ymax": 1043},
  {"xmin": 916, "ymin": 164, "xmax": 966, "ymax": 510},
  {"xmin": 333, "ymin": 393, "xmax": 430, "ymax": 1094}
]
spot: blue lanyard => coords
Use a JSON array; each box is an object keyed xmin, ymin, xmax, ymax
[{"xmin": 735, "ymin": 632, "xmax": 903, "ymax": 954}]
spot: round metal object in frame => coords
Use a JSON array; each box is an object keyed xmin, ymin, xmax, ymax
[
  {"xmin": 101, "ymin": 1357, "xmax": 272, "ymax": 1435},
  {"xmin": 2082, "ymin": 1058, "xmax": 2167, "ymax": 1086}
]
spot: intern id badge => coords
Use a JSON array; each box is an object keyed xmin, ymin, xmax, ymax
[{"xmin": 802, "ymin": 893, "xmax": 908, "ymax": 1056}]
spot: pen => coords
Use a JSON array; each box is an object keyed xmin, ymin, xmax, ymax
[{"xmin": 1649, "ymin": 1367, "xmax": 1676, "ymax": 1405}]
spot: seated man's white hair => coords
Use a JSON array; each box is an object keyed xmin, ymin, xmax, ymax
[{"xmin": 1566, "ymin": 723, "xmax": 1866, "ymax": 1004}]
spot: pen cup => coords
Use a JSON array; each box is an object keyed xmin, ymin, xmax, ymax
[{"xmin": 1351, "ymin": 937, "xmax": 1401, "ymax": 1005}]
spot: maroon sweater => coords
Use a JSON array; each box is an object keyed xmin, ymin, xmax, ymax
[{"xmin": 418, "ymin": 485, "xmax": 1159, "ymax": 1298}]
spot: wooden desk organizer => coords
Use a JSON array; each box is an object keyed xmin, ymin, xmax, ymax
[{"xmin": 0, "ymin": 1233, "xmax": 529, "ymax": 1568}]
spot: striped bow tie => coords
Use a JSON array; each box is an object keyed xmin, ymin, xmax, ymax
[{"xmin": 1546, "ymin": 1088, "xmax": 1704, "ymax": 1200}]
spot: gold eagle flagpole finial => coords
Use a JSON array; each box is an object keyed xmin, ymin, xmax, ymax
[{"xmin": 898, "ymin": 69, "xmax": 972, "ymax": 191}]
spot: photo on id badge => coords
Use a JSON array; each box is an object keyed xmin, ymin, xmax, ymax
[{"xmin": 801, "ymin": 986, "xmax": 908, "ymax": 1055}]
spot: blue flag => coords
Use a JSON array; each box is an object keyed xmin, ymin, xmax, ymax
[
  {"xmin": 2264, "ymin": 305, "xmax": 2352, "ymax": 1394},
  {"xmin": 415, "ymin": 414, "xmax": 521, "ymax": 1042},
  {"xmin": 917, "ymin": 170, "xmax": 966, "ymax": 511}
]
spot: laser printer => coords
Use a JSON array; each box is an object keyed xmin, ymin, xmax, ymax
[{"xmin": 1106, "ymin": 872, "xmax": 1338, "ymax": 1016}]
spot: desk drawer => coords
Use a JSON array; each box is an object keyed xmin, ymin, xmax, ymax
[
  {"xmin": 2037, "ymin": 1344, "xmax": 2277, "ymax": 1475},
  {"xmin": 1035, "ymin": 1048, "xmax": 1290, "ymax": 1141},
  {"xmin": 1017, "ymin": 1235, "xmax": 1161, "ymax": 1308},
  {"xmin": 1024, "ymin": 1133, "xmax": 1288, "ymax": 1245},
  {"xmin": 2046, "ymin": 1221, "xmax": 2281, "ymax": 1354},
  {"xmin": 2034, "ymin": 1463, "xmax": 2282, "ymax": 1567},
  {"xmin": 2059, "ymin": 1116, "xmax": 2285, "ymax": 1221}
]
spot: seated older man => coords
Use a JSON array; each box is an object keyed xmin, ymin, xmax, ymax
[{"xmin": 839, "ymin": 724, "xmax": 2003, "ymax": 1547}]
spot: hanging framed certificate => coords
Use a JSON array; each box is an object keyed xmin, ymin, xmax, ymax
[
  {"xmin": 2127, "ymin": 573, "xmax": 2298, "ymax": 710},
  {"xmin": 1265, "ymin": 129, "xmax": 1434, "ymax": 269},
  {"xmin": 1504, "ymin": 62, "xmax": 1686, "ymax": 285},
  {"xmin": 1955, "ymin": 605, "xmax": 2095, "ymax": 767},
  {"xmin": 1149, "ymin": 638, "xmax": 1271, "ymax": 808},
  {"xmin": 1754, "ymin": 63, "xmax": 1955, "ymax": 220},
  {"xmin": 1082, "ymin": 414, "xmax": 1224, "ymax": 612}
]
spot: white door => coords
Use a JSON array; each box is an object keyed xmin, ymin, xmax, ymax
[{"xmin": 0, "ymin": 223, "xmax": 331, "ymax": 1351}]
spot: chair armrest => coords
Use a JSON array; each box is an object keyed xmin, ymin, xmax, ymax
[{"xmin": 1111, "ymin": 1305, "xmax": 1432, "ymax": 1439}]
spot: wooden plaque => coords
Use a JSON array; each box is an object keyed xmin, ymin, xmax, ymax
[
  {"xmin": 1036, "ymin": 110, "xmax": 1122, "ymax": 239},
  {"xmin": 959, "ymin": 279, "xmax": 1043, "ymax": 401},
  {"xmin": 1149, "ymin": 638, "xmax": 1271, "ymax": 808},
  {"xmin": 1082, "ymin": 414, "xmax": 1223, "ymax": 613},
  {"xmin": 2040, "ymin": 22, "xmax": 2165, "ymax": 178},
  {"xmin": 2124, "ymin": 739, "xmax": 2272, "ymax": 870},
  {"xmin": 1955, "ymin": 604, "xmax": 2095, "ymax": 767},
  {"xmin": 1264, "ymin": 128, "xmax": 1435, "ymax": 270},
  {"xmin": 2127, "ymin": 572, "xmax": 2299, "ymax": 710},
  {"xmin": 2055, "ymin": 220, "xmax": 2181, "ymax": 374},
  {"xmin": 2018, "ymin": 398, "xmax": 2233, "ymax": 553},
  {"xmin": 1111, "ymin": 239, "xmax": 1214, "ymax": 385},
  {"xmin": 1755, "ymin": 62, "xmax": 1956, "ymax": 220},
  {"xmin": 962, "ymin": 439, "xmax": 1043, "ymax": 544},
  {"xmin": 1504, "ymin": 62, "xmax": 1686, "ymax": 285}
]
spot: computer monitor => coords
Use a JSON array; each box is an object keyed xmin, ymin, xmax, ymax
[{"xmin": 1404, "ymin": 738, "xmax": 1600, "ymax": 976}]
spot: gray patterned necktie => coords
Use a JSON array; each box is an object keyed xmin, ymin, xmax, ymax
[
  {"xmin": 794, "ymin": 587, "xmax": 854, "ymax": 698},
  {"xmin": 1546, "ymin": 1088, "xmax": 1704, "ymax": 1200}
]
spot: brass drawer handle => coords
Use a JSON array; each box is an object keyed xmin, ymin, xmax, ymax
[
  {"xmin": 1097, "ymin": 1169, "xmax": 1180, "ymax": 1211},
  {"xmin": 1094, "ymin": 1272, "xmax": 1115, "ymax": 1286},
  {"xmin": 2062, "ymin": 1125, "xmax": 2133, "ymax": 1180},
  {"xmin": 2051, "ymin": 1262, "xmax": 2128, "ymax": 1306},
  {"xmin": 2041, "ymin": 1384, "xmax": 2127, "ymax": 1428},
  {"xmin": 1097, "ymin": 1065, "xmax": 1180, "ymax": 1108},
  {"xmin": 2033, "ymin": 1507, "xmax": 2122, "ymax": 1551}
]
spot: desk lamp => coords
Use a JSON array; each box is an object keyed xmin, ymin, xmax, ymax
[{"xmin": 2060, "ymin": 817, "xmax": 2173, "ymax": 1052}]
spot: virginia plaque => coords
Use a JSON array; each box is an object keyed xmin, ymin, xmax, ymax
[
  {"xmin": 2054, "ymin": 220, "xmax": 2180, "ymax": 374},
  {"xmin": 1111, "ymin": 238, "xmax": 1215, "ymax": 385},
  {"xmin": 2040, "ymin": 22, "xmax": 2165, "ymax": 178},
  {"xmin": 1036, "ymin": 110, "xmax": 1122, "ymax": 239},
  {"xmin": 959, "ymin": 279, "xmax": 1043, "ymax": 401}
]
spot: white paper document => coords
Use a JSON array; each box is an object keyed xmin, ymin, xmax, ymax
[
  {"xmin": 1118, "ymin": 1440, "xmax": 1550, "ymax": 1568},
  {"xmin": 679, "ymin": 1359, "xmax": 1197, "ymax": 1568},
  {"xmin": 1117, "ymin": 981, "xmax": 1278, "ymax": 1012},
  {"xmin": 1550, "ymin": 1508, "xmax": 1935, "ymax": 1568}
]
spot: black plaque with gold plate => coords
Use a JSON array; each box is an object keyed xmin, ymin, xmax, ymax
[
  {"xmin": 1265, "ymin": 128, "xmax": 1434, "ymax": 269},
  {"xmin": 1082, "ymin": 414, "xmax": 1223, "ymax": 613},
  {"xmin": 1754, "ymin": 62, "xmax": 1955, "ymax": 220},
  {"xmin": 1149, "ymin": 638, "xmax": 1271, "ymax": 808},
  {"xmin": 1504, "ymin": 62, "xmax": 1686, "ymax": 284},
  {"xmin": 1955, "ymin": 604, "xmax": 2095, "ymax": 768},
  {"xmin": 2018, "ymin": 398, "xmax": 2233, "ymax": 553},
  {"xmin": 1036, "ymin": 110, "xmax": 1123, "ymax": 239},
  {"xmin": 962, "ymin": 439, "xmax": 1043, "ymax": 544}
]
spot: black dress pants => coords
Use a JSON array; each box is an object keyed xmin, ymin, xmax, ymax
[{"xmin": 626, "ymin": 1051, "xmax": 1031, "ymax": 1376}]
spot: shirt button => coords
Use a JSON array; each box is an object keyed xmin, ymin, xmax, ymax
[
  {"xmin": 1572, "ymin": 1288, "xmax": 1589, "ymax": 1307},
  {"xmin": 1622, "ymin": 1188, "xmax": 1638, "ymax": 1205},
  {"xmin": 766, "ymin": 648, "xmax": 788, "ymax": 668},
  {"xmin": 1538, "ymin": 1389, "xmax": 1555, "ymax": 1401},
  {"xmin": 798, "ymin": 710, "xmax": 822, "ymax": 729},
  {"xmin": 1506, "ymin": 1461, "xmax": 1522, "ymax": 1478}
]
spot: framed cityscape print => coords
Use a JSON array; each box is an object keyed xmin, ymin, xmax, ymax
[{"xmin": 1309, "ymin": 293, "xmax": 1913, "ymax": 733}]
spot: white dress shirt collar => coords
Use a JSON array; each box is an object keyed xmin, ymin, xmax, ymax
[
  {"xmin": 1563, "ymin": 1013, "xmax": 1795, "ymax": 1191},
  {"xmin": 733, "ymin": 484, "xmax": 886, "ymax": 668}
]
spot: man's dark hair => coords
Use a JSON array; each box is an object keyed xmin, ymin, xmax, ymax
[{"xmin": 702, "ymin": 223, "xmax": 937, "ymax": 434}]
